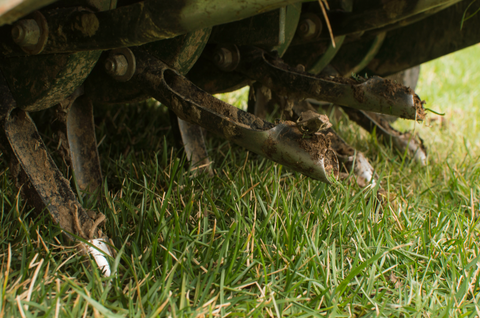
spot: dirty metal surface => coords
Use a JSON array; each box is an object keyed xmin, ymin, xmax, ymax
[
  {"xmin": 144, "ymin": 28, "xmax": 213, "ymax": 175},
  {"xmin": 306, "ymin": 36, "xmax": 346, "ymax": 75},
  {"xmin": 55, "ymin": 91, "xmax": 103, "ymax": 194},
  {"xmin": 131, "ymin": 49, "xmax": 339, "ymax": 183},
  {"xmin": 0, "ymin": 74, "xmax": 100, "ymax": 240},
  {"xmin": 236, "ymin": 46, "xmax": 425, "ymax": 120},
  {"xmin": 330, "ymin": 32, "xmax": 387, "ymax": 76},
  {"xmin": 344, "ymin": 108, "xmax": 427, "ymax": 165},
  {"xmin": 293, "ymin": 99, "xmax": 377, "ymax": 187},
  {"xmin": 283, "ymin": 0, "xmax": 353, "ymax": 75},
  {"xmin": 0, "ymin": 50, "xmax": 101, "ymax": 111},
  {"xmin": 0, "ymin": 0, "xmax": 305, "ymax": 55},
  {"xmin": 247, "ymin": 83, "xmax": 274, "ymax": 119},
  {"xmin": 325, "ymin": 0, "xmax": 459, "ymax": 38},
  {"xmin": 209, "ymin": 8, "xmax": 288, "ymax": 49},
  {"xmin": 188, "ymin": 4, "xmax": 300, "ymax": 95},
  {"xmin": 0, "ymin": 0, "xmax": 57, "ymax": 26},
  {"xmin": 364, "ymin": 1, "xmax": 456, "ymax": 37},
  {"xmin": 85, "ymin": 29, "xmax": 211, "ymax": 104},
  {"xmin": 187, "ymin": 54, "xmax": 253, "ymax": 94},
  {"xmin": 170, "ymin": 114, "xmax": 213, "ymax": 176},
  {"xmin": 364, "ymin": 1, "xmax": 480, "ymax": 77}
]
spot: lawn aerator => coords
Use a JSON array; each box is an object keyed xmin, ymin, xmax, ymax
[{"xmin": 0, "ymin": 0, "xmax": 479, "ymax": 275}]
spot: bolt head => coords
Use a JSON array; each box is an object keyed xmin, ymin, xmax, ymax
[
  {"xmin": 213, "ymin": 52, "xmax": 224, "ymax": 65},
  {"xmin": 11, "ymin": 19, "xmax": 40, "ymax": 47},
  {"xmin": 297, "ymin": 18, "xmax": 318, "ymax": 39},
  {"xmin": 105, "ymin": 55, "xmax": 129, "ymax": 77},
  {"xmin": 298, "ymin": 22, "xmax": 309, "ymax": 34},
  {"xmin": 11, "ymin": 25, "xmax": 24, "ymax": 42},
  {"xmin": 214, "ymin": 48, "xmax": 233, "ymax": 68},
  {"xmin": 105, "ymin": 59, "xmax": 115, "ymax": 73}
]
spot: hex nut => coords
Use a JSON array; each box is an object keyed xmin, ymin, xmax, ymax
[
  {"xmin": 297, "ymin": 19, "xmax": 317, "ymax": 39},
  {"xmin": 296, "ymin": 13, "xmax": 323, "ymax": 41},
  {"xmin": 214, "ymin": 48, "xmax": 233, "ymax": 69},
  {"xmin": 212, "ymin": 45, "xmax": 240, "ymax": 72},
  {"xmin": 104, "ymin": 48, "xmax": 136, "ymax": 82}
]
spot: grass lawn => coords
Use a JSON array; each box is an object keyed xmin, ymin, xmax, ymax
[{"xmin": 1, "ymin": 44, "xmax": 480, "ymax": 317}]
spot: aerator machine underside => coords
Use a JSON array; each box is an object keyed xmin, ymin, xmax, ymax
[{"xmin": 0, "ymin": 0, "xmax": 478, "ymax": 274}]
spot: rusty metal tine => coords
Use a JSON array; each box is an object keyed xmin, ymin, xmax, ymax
[
  {"xmin": 132, "ymin": 49, "xmax": 339, "ymax": 183},
  {"xmin": 236, "ymin": 47, "xmax": 425, "ymax": 120},
  {"xmin": 56, "ymin": 91, "xmax": 103, "ymax": 196}
]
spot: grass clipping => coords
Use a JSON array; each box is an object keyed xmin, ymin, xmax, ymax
[{"xmin": 318, "ymin": 0, "xmax": 336, "ymax": 47}]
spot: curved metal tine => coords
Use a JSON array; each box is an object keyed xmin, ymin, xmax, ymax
[
  {"xmin": 343, "ymin": 108, "xmax": 427, "ymax": 165},
  {"xmin": 0, "ymin": 77, "xmax": 93, "ymax": 239},
  {"xmin": 131, "ymin": 49, "xmax": 339, "ymax": 183},
  {"xmin": 236, "ymin": 46, "xmax": 425, "ymax": 120},
  {"xmin": 0, "ymin": 76, "xmax": 114, "ymax": 276},
  {"xmin": 169, "ymin": 110, "xmax": 213, "ymax": 176},
  {"xmin": 55, "ymin": 87, "xmax": 103, "ymax": 201},
  {"xmin": 293, "ymin": 100, "xmax": 377, "ymax": 187}
]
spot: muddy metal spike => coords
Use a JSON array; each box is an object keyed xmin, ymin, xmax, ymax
[
  {"xmin": 130, "ymin": 49, "xmax": 339, "ymax": 183},
  {"xmin": 247, "ymin": 82, "xmax": 272, "ymax": 120},
  {"xmin": 328, "ymin": 133, "xmax": 377, "ymax": 187},
  {"xmin": 344, "ymin": 108, "xmax": 427, "ymax": 165},
  {"xmin": 169, "ymin": 112, "xmax": 213, "ymax": 176},
  {"xmin": 0, "ymin": 73, "xmax": 113, "ymax": 276},
  {"xmin": 55, "ymin": 87, "xmax": 103, "ymax": 195},
  {"xmin": 293, "ymin": 100, "xmax": 377, "ymax": 187},
  {"xmin": 231, "ymin": 46, "xmax": 425, "ymax": 121}
]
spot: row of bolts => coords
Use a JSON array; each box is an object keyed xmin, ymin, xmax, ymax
[{"xmin": 11, "ymin": 13, "xmax": 322, "ymax": 77}]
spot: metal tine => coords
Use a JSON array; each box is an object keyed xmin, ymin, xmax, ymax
[
  {"xmin": 343, "ymin": 108, "xmax": 427, "ymax": 165},
  {"xmin": 234, "ymin": 46, "xmax": 425, "ymax": 121},
  {"xmin": 0, "ymin": 74, "xmax": 114, "ymax": 277},
  {"xmin": 293, "ymin": 100, "xmax": 378, "ymax": 187},
  {"xmin": 55, "ymin": 87, "xmax": 103, "ymax": 198},
  {"xmin": 247, "ymin": 82, "xmax": 274, "ymax": 120},
  {"xmin": 245, "ymin": 81, "xmax": 377, "ymax": 188},
  {"xmin": 169, "ymin": 111, "xmax": 213, "ymax": 176},
  {"xmin": 131, "ymin": 48, "xmax": 339, "ymax": 183}
]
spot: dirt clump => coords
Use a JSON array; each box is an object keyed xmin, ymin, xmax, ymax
[
  {"xmin": 324, "ymin": 149, "xmax": 339, "ymax": 179},
  {"xmin": 324, "ymin": 76, "xmax": 357, "ymax": 85},
  {"xmin": 414, "ymin": 95, "xmax": 426, "ymax": 120},
  {"xmin": 352, "ymin": 85, "xmax": 365, "ymax": 103},
  {"xmin": 327, "ymin": 132, "xmax": 355, "ymax": 156},
  {"xmin": 298, "ymin": 132, "xmax": 329, "ymax": 161}
]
